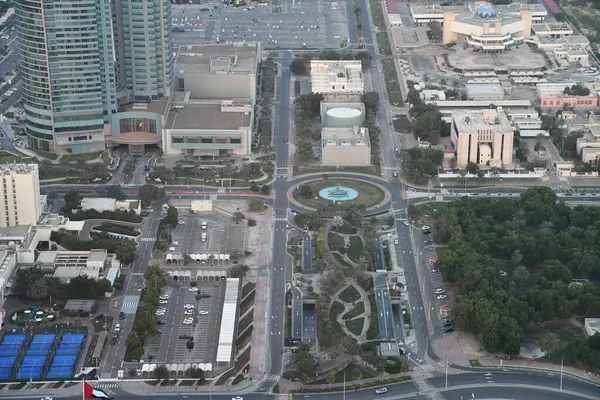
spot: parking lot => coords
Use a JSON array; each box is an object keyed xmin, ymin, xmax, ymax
[
  {"xmin": 145, "ymin": 281, "xmax": 225, "ymax": 364},
  {"xmin": 171, "ymin": 0, "xmax": 343, "ymax": 48},
  {"xmin": 169, "ymin": 212, "xmax": 246, "ymax": 264},
  {"xmin": 419, "ymin": 228, "xmax": 455, "ymax": 338}
]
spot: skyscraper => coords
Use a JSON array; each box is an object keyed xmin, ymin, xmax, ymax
[
  {"xmin": 16, "ymin": 0, "xmax": 173, "ymax": 154},
  {"xmin": 112, "ymin": 0, "xmax": 174, "ymax": 102}
]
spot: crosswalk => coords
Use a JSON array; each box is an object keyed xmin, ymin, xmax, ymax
[
  {"xmin": 420, "ymin": 363, "xmax": 435, "ymax": 371},
  {"xmin": 263, "ymin": 374, "xmax": 280, "ymax": 381},
  {"xmin": 94, "ymin": 383, "xmax": 119, "ymax": 389},
  {"xmin": 140, "ymin": 238, "xmax": 156, "ymax": 242},
  {"xmin": 274, "ymin": 217, "xmax": 287, "ymax": 221}
]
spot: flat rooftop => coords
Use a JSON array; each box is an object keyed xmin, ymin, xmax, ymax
[
  {"xmin": 531, "ymin": 22, "xmax": 573, "ymax": 34},
  {"xmin": 322, "ymin": 127, "xmax": 370, "ymax": 147},
  {"xmin": 175, "ymin": 43, "xmax": 259, "ymax": 74},
  {"xmin": 0, "ymin": 163, "xmax": 37, "ymax": 175},
  {"xmin": 123, "ymin": 99, "xmax": 170, "ymax": 116},
  {"xmin": 166, "ymin": 103, "xmax": 251, "ymax": 130},
  {"xmin": 0, "ymin": 225, "xmax": 31, "ymax": 238},
  {"xmin": 452, "ymin": 109, "xmax": 513, "ymax": 133}
]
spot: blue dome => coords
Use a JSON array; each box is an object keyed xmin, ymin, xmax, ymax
[{"xmin": 476, "ymin": 5, "xmax": 496, "ymax": 18}]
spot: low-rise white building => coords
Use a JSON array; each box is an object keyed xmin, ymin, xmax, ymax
[
  {"xmin": 80, "ymin": 198, "xmax": 142, "ymax": 215},
  {"xmin": 310, "ymin": 60, "xmax": 364, "ymax": 95},
  {"xmin": 37, "ymin": 249, "xmax": 107, "ymax": 282},
  {"xmin": 466, "ymin": 83, "xmax": 505, "ymax": 100},
  {"xmin": 321, "ymin": 126, "xmax": 371, "ymax": 167},
  {"xmin": 584, "ymin": 318, "xmax": 600, "ymax": 337}
]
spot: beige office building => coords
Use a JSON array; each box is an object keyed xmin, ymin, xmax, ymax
[
  {"xmin": 321, "ymin": 126, "xmax": 371, "ymax": 166},
  {"xmin": 310, "ymin": 60, "xmax": 364, "ymax": 95},
  {"xmin": 0, "ymin": 164, "xmax": 41, "ymax": 228},
  {"xmin": 451, "ymin": 109, "xmax": 514, "ymax": 168}
]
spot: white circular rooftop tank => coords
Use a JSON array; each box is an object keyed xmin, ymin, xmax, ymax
[{"xmin": 326, "ymin": 107, "xmax": 363, "ymax": 127}]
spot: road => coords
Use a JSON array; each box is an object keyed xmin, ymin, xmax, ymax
[{"xmin": 99, "ymin": 203, "xmax": 163, "ymax": 378}]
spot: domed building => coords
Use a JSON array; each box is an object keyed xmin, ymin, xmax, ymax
[{"xmin": 410, "ymin": 2, "xmax": 548, "ymax": 51}]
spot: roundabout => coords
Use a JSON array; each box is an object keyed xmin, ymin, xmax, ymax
[{"xmin": 289, "ymin": 178, "xmax": 390, "ymax": 212}]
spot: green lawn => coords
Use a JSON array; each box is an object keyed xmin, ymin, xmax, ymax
[
  {"xmin": 63, "ymin": 152, "xmax": 103, "ymax": 163},
  {"xmin": 376, "ymin": 32, "xmax": 392, "ymax": 56},
  {"xmin": 309, "ymin": 362, "xmax": 375, "ymax": 384},
  {"xmin": 327, "ymin": 232, "xmax": 346, "ymax": 252},
  {"xmin": 333, "ymin": 252, "xmax": 353, "ymax": 267},
  {"xmin": 329, "ymin": 300, "xmax": 346, "ymax": 336},
  {"xmin": 339, "ymin": 285, "xmax": 362, "ymax": 303},
  {"xmin": 332, "ymin": 222, "xmax": 357, "ymax": 234},
  {"xmin": 343, "ymin": 301, "xmax": 365, "ymax": 320},
  {"xmin": 381, "ymin": 58, "xmax": 404, "ymax": 107},
  {"xmin": 293, "ymin": 179, "xmax": 386, "ymax": 211},
  {"xmin": 29, "ymin": 149, "xmax": 59, "ymax": 160},
  {"xmin": 368, "ymin": 0, "xmax": 386, "ymax": 30},
  {"xmin": 347, "ymin": 235, "xmax": 364, "ymax": 261},
  {"xmin": 346, "ymin": 317, "xmax": 365, "ymax": 336},
  {"xmin": 0, "ymin": 151, "xmax": 23, "ymax": 164}
]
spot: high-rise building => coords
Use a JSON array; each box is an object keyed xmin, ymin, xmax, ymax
[
  {"xmin": 112, "ymin": 0, "xmax": 173, "ymax": 102},
  {"xmin": 16, "ymin": 0, "xmax": 173, "ymax": 154},
  {"xmin": 0, "ymin": 164, "xmax": 41, "ymax": 228}
]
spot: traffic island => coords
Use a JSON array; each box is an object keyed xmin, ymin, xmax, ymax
[{"xmin": 290, "ymin": 178, "xmax": 389, "ymax": 212}]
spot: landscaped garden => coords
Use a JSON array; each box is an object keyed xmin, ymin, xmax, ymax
[
  {"xmin": 91, "ymin": 222, "xmax": 140, "ymax": 238},
  {"xmin": 293, "ymin": 179, "xmax": 386, "ymax": 211}
]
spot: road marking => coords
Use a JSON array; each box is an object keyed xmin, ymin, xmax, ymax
[{"xmin": 140, "ymin": 238, "xmax": 156, "ymax": 242}]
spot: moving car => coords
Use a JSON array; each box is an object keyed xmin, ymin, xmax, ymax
[
  {"xmin": 394, "ymin": 239, "xmax": 399, "ymax": 245},
  {"xmin": 141, "ymin": 211, "xmax": 150, "ymax": 217},
  {"xmin": 114, "ymin": 324, "xmax": 121, "ymax": 331},
  {"xmin": 232, "ymin": 397, "xmax": 244, "ymax": 400},
  {"xmin": 375, "ymin": 388, "xmax": 387, "ymax": 394},
  {"xmin": 119, "ymin": 311, "xmax": 125, "ymax": 320}
]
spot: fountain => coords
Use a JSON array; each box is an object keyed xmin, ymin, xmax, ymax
[{"xmin": 318, "ymin": 183, "xmax": 359, "ymax": 201}]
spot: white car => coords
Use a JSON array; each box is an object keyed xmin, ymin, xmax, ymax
[
  {"xmin": 159, "ymin": 295, "xmax": 170, "ymax": 299},
  {"xmin": 182, "ymin": 320, "xmax": 193, "ymax": 325},
  {"xmin": 436, "ymin": 295, "xmax": 447, "ymax": 300},
  {"xmin": 232, "ymin": 397, "xmax": 243, "ymax": 400},
  {"xmin": 184, "ymin": 310, "xmax": 194, "ymax": 315},
  {"xmin": 375, "ymin": 388, "xmax": 387, "ymax": 394},
  {"xmin": 188, "ymin": 287, "xmax": 198, "ymax": 292},
  {"xmin": 159, "ymin": 300, "xmax": 168, "ymax": 304},
  {"xmin": 394, "ymin": 239, "xmax": 399, "ymax": 245},
  {"xmin": 156, "ymin": 312, "xmax": 165, "ymax": 316},
  {"xmin": 184, "ymin": 304, "xmax": 195, "ymax": 309},
  {"xmin": 41, "ymin": 397, "xmax": 53, "ymax": 400},
  {"xmin": 199, "ymin": 310, "xmax": 209, "ymax": 315},
  {"xmin": 434, "ymin": 288, "xmax": 445, "ymax": 295}
]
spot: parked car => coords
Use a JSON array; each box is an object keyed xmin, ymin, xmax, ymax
[
  {"xmin": 114, "ymin": 324, "xmax": 121, "ymax": 331},
  {"xmin": 444, "ymin": 327, "xmax": 456, "ymax": 333},
  {"xmin": 157, "ymin": 321, "xmax": 165, "ymax": 325},
  {"xmin": 422, "ymin": 226, "xmax": 432, "ymax": 234},
  {"xmin": 118, "ymin": 311, "xmax": 125, "ymax": 320},
  {"xmin": 141, "ymin": 211, "xmax": 150, "ymax": 217},
  {"xmin": 436, "ymin": 295, "xmax": 447, "ymax": 300},
  {"xmin": 394, "ymin": 239, "xmax": 399, "ymax": 245},
  {"xmin": 434, "ymin": 288, "xmax": 445, "ymax": 295},
  {"xmin": 375, "ymin": 388, "xmax": 388, "ymax": 394}
]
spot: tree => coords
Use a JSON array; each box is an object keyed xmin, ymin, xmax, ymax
[
  {"xmin": 294, "ymin": 212, "xmax": 322, "ymax": 230},
  {"xmin": 149, "ymin": 166, "xmax": 174, "ymax": 183},
  {"xmin": 115, "ymin": 239, "xmax": 137, "ymax": 265},
  {"xmin": 162, "ymin": 206, "xmax": 179, "ymax": 229},
  {"xmin": 186, "ymin": 338, "xmax": 195, "ymax": 353},
  {"xmin": 27, "ymin": 278, "xmax": 48, "ymax": 301},
  {"xmin": 106, "ymin": 185, "xmax": 126, "ymax": 201},
  {"xmin": 290, "ymin": 58, "xmax": 306, "ymax": 75},
  {"xmin": 14, "ymin": 267, "xmax": 45, "ymax": 298},
  {"xmin": 539, "ymin": 221, "xmax": 555, "ymax": 236},
  {"xmin": 466, "ymin": 162, "xmax": 479, "ymax": 175},
  {"xmin": 154, "ymin": 364, "xmax": 170, "ymax": 380},
  {"xmin": 299, "ymin": 184, "xmax": 313, "ymax": 198},
  {"xmin": 232, "ymin": 211, "xmax": 245, "ymax": 223},
  {"xmin": 250, "ymin": 182, "xmax": 259, "ymax": 192},
  {"xmin": 361, "ymin": 91, "xmax": 380, "ymax": 113},
  {"xmin": 138, "ymin": 184, "xmax": 165, "ymax": 207},
  {"xmin": 247, "ymin": 199, "xmax": 264, "ymax": 212},
  {"xmin": 127, "ymin": 368, "xmax": 138, "ymax": 378},
  {"xmin": 511, "ymin": 250, "xmax": 523, "ymax": 267},
  {"xmin": 261, "ymin": 185, "xmax": 271, "ymax": 195},
  {"xmin": 63, "ymin": 189, "xmax": 82, "ymax": 212},
  {"xmin": 541, "ymin": 260, "xmax": 572, "ymax": 283},
  {"xmin": 82, "ymin": 163, "xmax": 109, "ymax": 182},
  {"xmin": 247, "ymin": 218, "xmax": 257, "ymax": 227},
  {"xmin": 229, "ymin": 264, "xmax": 249, "ymax": 278},
  {"xmin": 188, "ymin": 367, "xmax": 204, "ymax": 380}
]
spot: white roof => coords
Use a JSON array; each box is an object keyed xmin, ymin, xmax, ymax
[
  {"xmin": 80, "ymin": 197, "xmax": 116, "ymax": 211},
  {"xmin": 63, "ymin": 220, "xmax": 85, "ymax": 232},
  {"xmin": 216, "ymin": 278, "xmax": 240, "ymax": 363}
]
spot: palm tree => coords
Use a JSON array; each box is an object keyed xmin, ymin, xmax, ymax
[
  {"xmin": 27, "ymin": 278, "xmax": 48, "ymax": 300},
  {"xmin": 154, "ymin": 364, "xmax": 169, "ymax": 380},
  {"xmin": 512, "ymin": 210, "xmax": 526, "ymax": 228},
  {"xmin": 539, "ymin": 221, "xmax": 555, "ymax": 236},
  {"xmin": 511, "ymin": 250, "xmax": 523, "ymax": 267},
  {"xmin": 540, "ymin": 332, "xmax": 559, "ymax": 353},
  {"xmin": 513, "ymin": 265, "xmax": 530, "ymax": 284}
]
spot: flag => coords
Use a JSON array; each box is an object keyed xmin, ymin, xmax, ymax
[{"xmin": 83, "ymin": 381, "xmax": 110, "ymax": 399}]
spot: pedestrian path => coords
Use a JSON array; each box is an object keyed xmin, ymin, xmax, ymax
[
  {"xmin": 263, "ymin": 374, "xmax": 280, "ymax": 381},
  {"xmin": 95, "ymin": 383, "xmax": 120, "ymax": 389},
  {"xmin": 420, "ymin": 363, "xmax": 435, "ymax": 371}
]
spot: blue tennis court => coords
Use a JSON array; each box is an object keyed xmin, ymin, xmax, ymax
[
  {"xmin": 26, "ymin": 334, "xmax": 55, "ymax": 356},
  {"xmin": 0, "ymin": 335, "xmax": 27, "ymax": 357},
  {"xmin": 0, "ymin": 356, "xmax": 17, "ymax": 380},
  {"xmin": 17, "ymin": 355, "xmax": 46, "ymax": 380},
  {"xmin": 46, "ymin": 355, "xmax": 77, "ymax": 379},
  {"xmin": 60, "ymin": 334, "xmax": 85, "ymax": 345}
]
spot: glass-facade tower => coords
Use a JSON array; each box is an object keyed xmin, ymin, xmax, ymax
[
  {"xmin": 16, "ymin": 0, "xmax": 173, "ymax": 154},
  {"xmin": 112, "ymin": 0, "xmax": 173, "ymax": 102}
]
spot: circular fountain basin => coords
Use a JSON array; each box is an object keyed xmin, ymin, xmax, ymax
[{"xmin": 318, "ymin": 186, "xmax": 359, "ymax": 201}]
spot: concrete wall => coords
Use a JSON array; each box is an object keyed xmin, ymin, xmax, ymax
[
  {"xmin": 322, "ymin": 147, "xmax": 370, "ymax": 166},
  {"xmin": 179, "ymin": 73, "xmax": 256, "ymax": 100}
]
